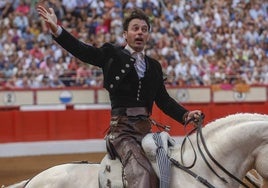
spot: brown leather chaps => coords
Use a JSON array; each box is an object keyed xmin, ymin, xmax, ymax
[{"xmin": 106, "ymin": 115, "xmax": 159, "ymax": 188}]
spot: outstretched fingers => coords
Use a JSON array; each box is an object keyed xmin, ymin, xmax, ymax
[
  {"xmin": 36, "ymin": 5, "xmax": 58, "ymax": 33},
  {"xmin": 37, "ymin": 5, "xmax": 49, "ymax": 20},
  {"xmin": 37, "ymin": 6, "xmax": 56, "ymax": 19}
]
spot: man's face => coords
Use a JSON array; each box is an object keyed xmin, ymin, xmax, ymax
[{"xmin": 124, "ymin": 18, "xmax": 150, "ymax": 52}]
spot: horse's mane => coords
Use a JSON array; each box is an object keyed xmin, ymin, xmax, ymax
[{"xmin": 204, "ymin": 113, "xmax": 268, "ymax": 134}]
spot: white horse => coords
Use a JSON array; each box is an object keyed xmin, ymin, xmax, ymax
[{"xmin": 4, "ymin": 113, "xmax": 268, "ymax": 188}]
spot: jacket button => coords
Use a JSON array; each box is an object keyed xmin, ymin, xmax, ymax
[
  {"xmin": 110, "ymin": 84, "xmax": 114, "ymax": 88},
  {"xmin": 126, "ymin": 64, "xmax": 130, "ymax": 68},
  {"xmin": 109, "ymin": 134, "xmax": 115, "ymax": 139},
  {"xmin": 121, "ymin": 69, "xmax": 125, "ymax": 73},
  {"xmin": 115, "ymin": 76, "xmax": 120, "ymax": 80}
]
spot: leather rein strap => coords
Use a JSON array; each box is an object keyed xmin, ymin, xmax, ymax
[
  {"xmin": 169, "ymin": 157, "xmax": 216, "ymax": 188},
  {"xmin": 170, "ymin": 116, "xmax": 257, "ymax": 188},
  {"xmin": 194, "ymin": 116, "xmax": 252, "ymax": 188}
]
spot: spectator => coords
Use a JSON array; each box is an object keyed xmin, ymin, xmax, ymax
[
  {"xmin": 15, "ymin": 0, "xmax": 30, "ymax": 15},
  {"xmin": 74, "ymin": 76, "xmax": 89, "ymax": 87},
  {"xmin": 0, "ymin": 0, "xmax": 14, "ymax": 18},
  {"xmin": 49, "ymin": 75, "xmax": 65, "ymax": 88},
  {"xmin": 29, "ymin": 43, "xmax": 44, "ymax": 61},
  {"xmin": 0, "ymin": 0, "xmax": 268, "ymax": 88},
  {"xmin": 13, "ymin": 11, "xmax": 29, "ymax": 32}
]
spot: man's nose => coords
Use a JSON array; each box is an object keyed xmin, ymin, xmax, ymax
[{"xmin": 137, "ymin": 28, "xmax": 143, "ymax": 34}]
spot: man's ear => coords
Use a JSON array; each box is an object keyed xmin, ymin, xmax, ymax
[
  {"xmin": 123, "ymin": 32, "xmax": 127, "ymax": 39},
  {"xmin": 145, "ymin": 33, "xmax": 150, "ymax": 42}
]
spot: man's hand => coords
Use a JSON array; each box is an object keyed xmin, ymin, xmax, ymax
[
  {"xmin": 184, "ymin": 110, "xmax": 204, "ymax": 124},
  {"xmin": 37, "ymin": 5, "xmax": 58, "ymax": 34}
]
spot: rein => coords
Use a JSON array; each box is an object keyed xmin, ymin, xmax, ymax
[
  {"xmin": 195, "ymin": 116, "xmax": 252, "ymax": 188},
  {"xmin": 169, "ymin": 157, "xmax": 216, "ymax": 188},
  {"xmin": 170, "ymin": 117, "xmax": 216, "ymax": 188},
  {"xmin": 171, "ymin": 116, "xmax": 256, "ymax": 188},
  {"xmin": 150, "ymin": 117, "xmax": 215, "ymax": 187}
]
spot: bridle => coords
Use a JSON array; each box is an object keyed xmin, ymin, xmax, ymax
[{"xmin": 169, "ymin": 115, "xmax": 258, "ymax": 188}]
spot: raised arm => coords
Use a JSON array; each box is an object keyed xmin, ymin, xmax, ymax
[
  {"xmin": 36, "ymin": 4, "xmax": 105, "ymax": 67},
  {"xmin": 37, "ymin": 5, "xmax": 59, "ymax": 35}
]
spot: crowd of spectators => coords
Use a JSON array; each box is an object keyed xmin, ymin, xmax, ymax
[{"xmin": 0, "ymin": 0, "xmax": 268, "ymax": 91}]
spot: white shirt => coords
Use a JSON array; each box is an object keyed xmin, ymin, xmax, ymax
[{"xmin": 124, "ymin": 44, "xmax": 145, "ymax": 57}]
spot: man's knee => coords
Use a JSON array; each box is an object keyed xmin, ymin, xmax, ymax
[{"xmin": 123, "ymin": 151, "xmax": 158, "ymax": 188}]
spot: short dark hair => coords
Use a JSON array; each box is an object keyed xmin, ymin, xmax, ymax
[{"xmin": 123, "ymin": 8, "xmax": 151, "ymax": 31}]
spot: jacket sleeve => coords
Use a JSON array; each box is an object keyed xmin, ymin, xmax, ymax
[
  {"xmin": 53, "ymin": 27, "xmax": 106, "ymax": 67},
  {"xmin": 154, "ymin": 62, "xmax": 189, "ymax": 124}
]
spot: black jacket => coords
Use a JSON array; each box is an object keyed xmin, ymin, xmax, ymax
[{"xmin": 54, "ymin": 28, "xmax": 188, "ymax": 124}]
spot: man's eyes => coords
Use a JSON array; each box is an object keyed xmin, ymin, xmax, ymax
[
  {"xmin": 142, "ymin": 28, "xmax": 149, "ymax": 32},
  {"xmin": 132, "ymin": 27, "xmax": 148, "ymax": 32}
]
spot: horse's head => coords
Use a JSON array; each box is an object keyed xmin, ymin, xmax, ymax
[
  {"xmin": 140, "ymin": 113, "xmax": 268, "ymax": 187},
  {"xmin": 169, "ymin": 113, "xmax": 268, "ymax": 187}
]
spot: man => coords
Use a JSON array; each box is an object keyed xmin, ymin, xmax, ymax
[{"xmin": 37, "ymin": 5, "xmax": 203, "ymax": 188}]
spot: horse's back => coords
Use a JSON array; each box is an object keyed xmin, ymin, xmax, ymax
[
  {"xmin": 25, "ymin": 162, "xmax": 100, "ymax": 188},
  {"xmin": 3, "ymin": 180, "xmax": 30, "ymax": 188}
]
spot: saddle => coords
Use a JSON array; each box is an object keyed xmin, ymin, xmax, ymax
[{"xmin": 98, "ymin": 131, "xmax": 176, "ymax": 188}]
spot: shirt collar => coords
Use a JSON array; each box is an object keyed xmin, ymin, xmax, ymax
[{"xmin": 124, "ymin": 44, "xmax": 145, "ymax": 57}]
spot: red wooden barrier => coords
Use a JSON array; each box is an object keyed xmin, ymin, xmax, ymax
[{"xmin": 1, "ymin": 102, "xmax": 267, "ymax": 143}]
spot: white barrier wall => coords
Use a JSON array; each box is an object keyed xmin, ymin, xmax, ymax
[
  {"xmin": 167, "ymin": 87, "xmax": 211, "ymax": 103},
  {"xmin": 96, "ymin": 89, "xmax": 110, "ymax": 103},
  {"xmin": 213, "ymin": 87, "xmax": 267, "ymax": 102},
  {"xmin": 36, "ymin": 89, "xmax": 95, "ymax": 104},
  {"xmin": 0, "ymin": 86, "xmax": 266, "ymax": 107},
  {"xmin": 0, "ymin": 91, "xmax": 34, "ymax": 106}
]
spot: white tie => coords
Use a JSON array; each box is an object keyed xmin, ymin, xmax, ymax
[{"xmin": 133, "ymin": 52, "xmax": 146, "ymax": 78}]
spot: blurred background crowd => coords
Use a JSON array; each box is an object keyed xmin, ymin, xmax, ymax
[{"xmin": 0, "ymin": 0, "xmax": 268, "ymax": 90}]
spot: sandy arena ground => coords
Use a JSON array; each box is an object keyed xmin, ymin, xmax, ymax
[{"xmin": 0, "ymin": 152, "xmax": 105, "ymax": 186}]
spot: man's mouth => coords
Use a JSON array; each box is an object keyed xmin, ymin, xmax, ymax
[{"xmin": 135, "ymin": 38, "xmax": 143, "ymax": 44}]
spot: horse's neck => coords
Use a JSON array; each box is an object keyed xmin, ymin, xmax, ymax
[
  {"xmin": 202, "ymin": 113, "xmax": 268, "ymax": 156},
  {"xmin": 171, "ymin": 114, "xmax": 268, "ymax": 184},
  {"xmin": 204, "ymin": 113, "xmax": 268, "ymax": 139}
]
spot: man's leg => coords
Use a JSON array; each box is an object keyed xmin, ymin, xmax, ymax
[{"xmin": 116, "ymin": 138, "xmax": 159, "ymax": 188}]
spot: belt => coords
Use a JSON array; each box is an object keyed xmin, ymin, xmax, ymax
[{"xmin": 111, "ymin": 107, "xmax": 149, "ymax": 117}]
